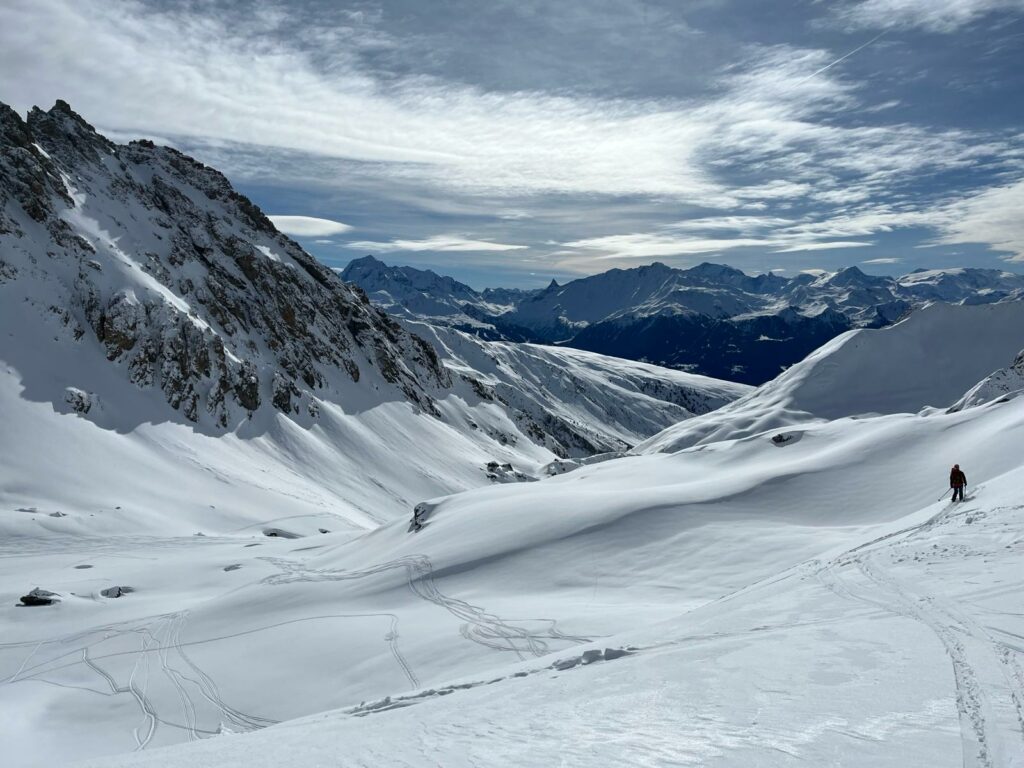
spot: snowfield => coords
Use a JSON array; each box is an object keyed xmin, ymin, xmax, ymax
[
  {"xmin": 637, "ymin": 300, "xmax": 1024, "ymax": 453},
  {"xmin": 4, "ymin": 323, "xmax": 1024, "ymax": 766}
]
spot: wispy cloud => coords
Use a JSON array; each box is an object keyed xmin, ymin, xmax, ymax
[
  {"xmin": 934, "ymin": 178, "xmax": 1024, "ymax": 261},
  {"xmin": 563, "ymin": 231, "xmax": 872, "ymax": 259},
  {"xmin": 268, "ymin": 216, "xmax": 354, "ymax": 237},
  {"xmin": 667, "ymin": 216, "xmax": 796, "ymax": 232},
  {"xmin": 862, "ymin": 257, "xmax": 902, "ymax": 264},
  {"xmin": 347, "ymin": 235, "xmax": 528, "ymax": 253},
  {"xmin": 774, "ymin": 241, "xmax": 873, "ymax": 253},
  {"xmin": 4, "ymin": 0, "xmax": 1016, "ymax": 207},
  {"xmin": 4, "ymin": 0, "xmax": 1023, "ymax": 281},
  {"xmin": 835, "ymin": 0, "xmax": 1024, "ymax": 32}
]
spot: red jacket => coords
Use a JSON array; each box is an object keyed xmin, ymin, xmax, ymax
[{"xmin": 950, "ymin": 468, "xmax": 967, "ymax": 487}]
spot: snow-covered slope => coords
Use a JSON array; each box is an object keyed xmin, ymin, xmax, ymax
[
  {"xmin": 9, "ymin": 369, "xmax": 1018, "ymax": 768},
  {"xmin": 0, "ymin": 100, "xmax": 453, "ymax": 429},
  {"xmin": 0, "ymin": 100, "xmax": 747, "ymax": 532},
  {"xmin": 950, "ymin": 348, "xmax": 1024, "ymax": 412},
  {"xmin": 405, "ymin": 321, "xmax": 750, "ymax": 455},
  {"xmin": 638, "ymin": 301, "xmax": 1024, "ymax": 453}
]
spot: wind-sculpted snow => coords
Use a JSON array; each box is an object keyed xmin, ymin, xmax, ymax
[
  {"xmin": 950, "ymin": 349, "xmax": 1024, "ymax": 412},
  {"xmin": 29, "ymin": 387, "xmax": 1024, "ymax": 768},
  {"xmin": 638, "ymin": 301, "xmax": 1024, "ymax": 453}
]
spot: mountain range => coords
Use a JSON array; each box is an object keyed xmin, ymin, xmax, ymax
[{"xmin": 342, "ymin": 255, "xmax": 1024, "ymax": 384}]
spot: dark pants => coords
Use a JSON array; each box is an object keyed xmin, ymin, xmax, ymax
[{"xmin": 952, "ymin": 485, "xmax": 965, "ymax": 501}]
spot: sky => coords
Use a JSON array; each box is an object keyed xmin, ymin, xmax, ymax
[{"xmin": 2, "ymin": 0, "xmax": 1024, "ymax": 288}]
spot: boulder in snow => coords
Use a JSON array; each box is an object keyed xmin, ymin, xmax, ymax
[
  {"xmin": 19, "ymin": 587, "xmax": 60, "ymax": 606},
  {"xmin": 63, "ymin": 387, "xmax": 96, "ymax": 414}
]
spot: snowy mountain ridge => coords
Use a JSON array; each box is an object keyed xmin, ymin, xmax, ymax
[
  {"xmin": 0, "ymin": 99, "xmax": 750, "ymax": 538},
  {"xmin": 0, "ymin": 100, "xmax": 450, "ymax": 431},
  {"xmin": 343, "ymin": 256, "xmax": 1024, "ymax": 383},
  {"xmin": 0, "ymin": 99, "xmax": 743, "ymax": 461},
  {"xmin": 636, "ymin": 300, "xmax": 1024, "ymax": 453}
]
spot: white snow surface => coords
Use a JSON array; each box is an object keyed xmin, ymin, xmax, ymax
[
  {"xmin": 11, "ymin": 384, "xmax": 1015, "ymax": 768},
  {"xmin": 405, "ymin": 320, "xmax": 750, "ymax": 451},
  {"xmin": 638, "ymin": 300, "xmax": 1024, "ymax": 453},
  {"xmin": 951, "ymin": 349, "xmax": 1024, "ymax": 412},
  {"xmin": 1, "ymin": 344, "xmax": 1022, "ymax": 765}
]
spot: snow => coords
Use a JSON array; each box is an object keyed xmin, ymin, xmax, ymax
[
  {"xmin": 950, "ymin": 349, "xmax": 1024, "ymax": 412},
  {"xmin": 3, "ymin": 378, "xmax": 1012, "ymax": 768},
  {"xmin": 3, "ymin": 318, "xmax": 1024, "ymax": 766},
  {"xmin": 253, "ymin": 245, "xmax": 281, "ymax": 263},
  {"xmin": 638, "ymin": 300, "xmax": 1024, "ymax": 453},
  {"xmin": 406, "ymin": 320, "xmax": 750, "ymax": 451}
]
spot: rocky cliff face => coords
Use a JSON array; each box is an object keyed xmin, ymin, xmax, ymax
[{"xmin": 0, "ymin": 100, "xmax": 449, "ymax": 429}]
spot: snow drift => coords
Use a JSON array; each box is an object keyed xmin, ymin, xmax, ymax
[{"xmin": 638, "ymin": 300, "xmax": 1024, "ymax": 453}]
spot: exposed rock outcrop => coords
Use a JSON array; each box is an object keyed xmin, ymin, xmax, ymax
[{"xmin": 0, "ymin": 100, "xmax": 450, "ymax": 429}]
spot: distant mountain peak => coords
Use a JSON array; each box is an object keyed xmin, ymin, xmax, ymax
[
  {"xmin": 348, "ymin": 254, "xmax": 386, "ymax": 268},
  {"xmin": 688, "ymin": 261, "xmax": 745, "ymax": 277}
]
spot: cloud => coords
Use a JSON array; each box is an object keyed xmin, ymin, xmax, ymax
[
  {"xmin": 4, "ymin": 0, "xmax": 1016, "ymax": 209},
  {"xmin": 835, "ymin": 0, "xmax": 1024, "ymax": 32},
  {"xmin": 862, "ymin": 257, "xmax": 902, "ymax": 264},
  {"xmin": 4, "ymin": 0, "xmax": 1023, "ymax": 274},
  {"xmin": 564, "ymin": 234, "xmax": 769, "ymax": 259},
  {"xmin": 346, "ymin": 235, "xmax": 528, "ymax": 253},
  {"xmin": 667, "ymin": 216, "xmax": 795, "ymax": 232},
  {"xmin": 562, "ymin": 231, "xmax": 871, "ymax": 259},
  {"xmin": 774, "ymin": 241, "xmax": 873, "ymax": 253},
  {"xmin": 268, "ymin": 216, "xmax": 354, "ymax": 237},
  {"xmin": 934, "ymin": 178, "xmax": 1024, "ymax": 260}
]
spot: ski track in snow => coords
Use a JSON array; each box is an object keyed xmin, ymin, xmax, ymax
[
  {"xmin": 0, "ymin": 610, "xmax": 277, "ymax": 748},
  {"xmin": 261, "ymin": 554, "xmax": 592, "ymax": 662},
  {"xmin": 817, "ymin": 501, "xmax": 1024, "ymax": 768}
]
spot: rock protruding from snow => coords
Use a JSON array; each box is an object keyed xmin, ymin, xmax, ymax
[
  {"xmin": 62, "ymin": 386, "xmax": 96, "ymax": 414},
  {"xmin": 19, "ymin": 587, "xmax": 60, "ymax": 606},
  {"xmin": 949, "ymin": 349, "xmax": 1024, "ymax": 412}
]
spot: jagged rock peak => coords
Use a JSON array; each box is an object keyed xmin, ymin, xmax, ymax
[{"xmin": 0, "ymin": 99, "xmax": 451, "ymax": 430}]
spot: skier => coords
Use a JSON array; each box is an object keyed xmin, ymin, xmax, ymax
[{"xmin": 950, "ymin": 464, "xmax": 967, "ymax": 502}]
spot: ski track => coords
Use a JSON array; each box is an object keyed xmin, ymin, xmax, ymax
[
  {"xmin": 817, "ymin": 501, "xmax": 1024, "ymax": 768},
  {"xmin": 260, "ymin": 554, "xmax": 591, "ymax": 663},
  {"xmin": 1, "ymin": 610, "xmax": 276, "ymax": 748}
]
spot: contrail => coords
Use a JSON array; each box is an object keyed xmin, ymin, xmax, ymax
[{"xmin": 797, "ymin": 30, "xmax": 886, "ymax": 85}]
